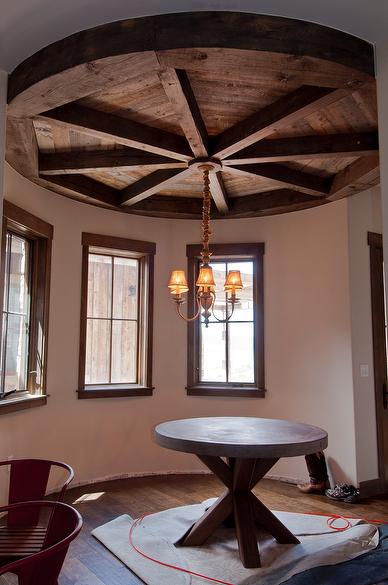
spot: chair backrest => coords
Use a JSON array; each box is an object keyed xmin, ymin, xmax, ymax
[
  {"xmin": 0, "ymin": 458, "xmax": 74, "ymax": 527},
  {"xmin": 0, "ymin": 500, "xmax": 82, "ymax": 585}
]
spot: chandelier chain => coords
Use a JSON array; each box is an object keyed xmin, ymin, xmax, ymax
[{"xmin": 201, "ymin": 169, "xmax": 212, "ymax": 265}]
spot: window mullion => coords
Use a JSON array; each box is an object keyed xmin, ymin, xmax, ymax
[{"xmin": 109, "ymin": 256, "xmax": 114, "ymax": 384}]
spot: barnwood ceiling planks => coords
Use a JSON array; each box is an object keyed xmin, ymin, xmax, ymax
[{"xmin": 6, "ymin": 12, "xmax": 379, "ymax": 219}]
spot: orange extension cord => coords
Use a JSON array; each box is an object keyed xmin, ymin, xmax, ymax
[{"xmin": 128, "ymin": 511, "xmax": 388, "ymax": 585}]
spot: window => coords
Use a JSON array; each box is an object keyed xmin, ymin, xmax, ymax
[
  {"xmin": 78, "ymin": 233, "xmax": 155, "ymax": 398},
  {"xmin": 0, "ymin": 201, "xmax": 53, "ymax": 414},
  {"xmin": 186, "ymin": 243, "xmax": 265, "ymax": 397}
]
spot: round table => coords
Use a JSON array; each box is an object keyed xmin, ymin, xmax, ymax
[{"xmin": 154, "ymin": 416, "xmax": 328, "ymax": 568}]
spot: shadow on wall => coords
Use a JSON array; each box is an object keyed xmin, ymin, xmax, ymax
[{"xmin": 327, "ymin": 456, "xmax": 352, "ymax": 487}]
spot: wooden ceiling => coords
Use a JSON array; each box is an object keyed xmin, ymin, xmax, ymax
[{"xmin": 6, "ymin": 12, "xmax": 380, "ymax": 219}]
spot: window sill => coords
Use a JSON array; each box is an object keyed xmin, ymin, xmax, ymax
[
  {"xmin": 186, "ymin": 385, "xmax": 266, "ymax": 398},
  {"xmin": 0, "ymin": 393, "xmax": 47, "ymax": 415},
  {"xmin": 78, "ymin": 385, "xmax": 154, "ymax": 399}
]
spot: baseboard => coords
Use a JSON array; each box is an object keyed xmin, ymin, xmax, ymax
[
  {"xmin": 48, "ymin": 469, "xmax": 301, "ymax": 495},
  {"xmin": 266, "ymin": 474, "xmax": 302, "ymax": 485},
  {"xmin": 359, "ymin": 477, "xmax": 388, "ymax": 498}
]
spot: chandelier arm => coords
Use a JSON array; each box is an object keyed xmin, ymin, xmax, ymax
[
  {"xmin": 210, "ymin": 292, "xmax": 236, "ymax": 323},
  {"xmin": 176, "ymin": 294, "xmax": 202, "ymax": 322}
]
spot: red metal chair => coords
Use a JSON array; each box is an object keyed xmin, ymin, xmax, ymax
[
  {"xmin": 0, "ymin": 500, "xmax": 82, "ymax": 584},
  {"xmin": 0, "ymin": 458, "xmax": 74, "ymax": 505}
]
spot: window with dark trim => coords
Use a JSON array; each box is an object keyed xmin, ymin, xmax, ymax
[
  {"xmin": 0, "ymin": 201, "xmax": 53, "ymax": 414},
  {"xmin": 186, "ymin": 243, "xmax": 265, "ymax": 397},
  {"xmin": 78, "ymin": 233, "xmax": 155, "ymax": 399}
]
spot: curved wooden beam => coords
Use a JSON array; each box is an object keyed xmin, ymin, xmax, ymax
[{"xmin": 8, "ymin": 12, "xmax": 374, "ymax": 117}]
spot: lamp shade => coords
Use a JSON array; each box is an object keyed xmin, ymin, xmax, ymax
[
  {"xmin": 224, "ymin": 270, "xmax": 243, "ymax": 291},
  {"xmin": 168, "ymin": 270, "xmax": 189, "ymax": 294},
  {"xmin": 196, "ymin": 265, "xmax": 216, "ymax": 290}
]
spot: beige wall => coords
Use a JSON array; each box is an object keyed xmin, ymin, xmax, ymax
[
  {"xmin": 0, "ymin": 72, "xmax": 6, "ymax": 208},
  {"xmin": 348, "ymin": 187, "xmax": 382, "ymax": 483},
  {"xmin": 2, "ymin": 164, "xmax": 357, "ymax": 486}
]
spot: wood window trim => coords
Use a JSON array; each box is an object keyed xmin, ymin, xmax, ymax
[
  {"xmin": 186, "ymin": 242, "xmax": 265, "ymax": 398},
  {"xmin": 78, "ymin": 232, "xmax": 155, "ymax": 399},
  {"xmin": 368, "ymin": 231, "xmax": 387, "ymax": 483},
  {"xmin": 0, "ymin": 201, "xmax": 53, "ymax": 415}
]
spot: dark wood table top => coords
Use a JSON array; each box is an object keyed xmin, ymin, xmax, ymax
[{"xmin": 154, "ymin": 416, "xmax": 328, "ymax": 458}]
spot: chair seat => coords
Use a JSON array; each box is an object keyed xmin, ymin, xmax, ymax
[{"xmin": 0, "ymin": 526, "xmax": 46, "ymax": 557}]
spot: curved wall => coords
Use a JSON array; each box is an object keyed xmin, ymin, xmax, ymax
[{"xmin": 1, "ymin": 163, "xmax": 357, "ymax": 486}]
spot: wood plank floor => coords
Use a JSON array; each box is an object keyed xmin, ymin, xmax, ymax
[{"xmin": 3, "ymin": 474, "xmax": 388, "ymax": 584}]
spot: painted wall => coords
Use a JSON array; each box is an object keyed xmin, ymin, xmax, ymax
[
  {"xmin": 348, "ymin": 186, "xmax": 382, "ymax": 483},
  {"xmin": 0, "ymin": 72, "xmax": 6, "ymax": 207},
  {"xmin": 2, "ymin": 164, "xmax": 357, "ymax": 486}
]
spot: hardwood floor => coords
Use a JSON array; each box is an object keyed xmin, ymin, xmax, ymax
[{"xmin": 10, "ymin": 474, "xmax": 388, "ymax": 584}]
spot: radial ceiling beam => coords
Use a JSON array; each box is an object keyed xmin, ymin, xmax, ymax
[
  {"xmin": 159, "ymin": 68, "xmax": 208, "ymax": 157},
  {"xmin": 39, "ymin": 104, "xmax": 193, "ymax": 161},
  {"xmin": 119, "ymin": 167, "xmax": 194, "ymax": 206},
  {"xmin": 229, "ymin": 189, "xmax": 326, "ymax": 217},
  {"xmin": 211, "ymin": 86, "xmax": 350, "ymax": 159},
  {"xmin": 223, "ymin": 131, "xmax": 379, "ymax": 164},
  {"xmin": 328, "ymin": 155, "xmax": 380, "ymax": 200},
  {"xmin": 44, "ymin": 174, "xmax": 121, "ymax": 207},
  {"xmin": 39, "ymin": 148, "xmax": 186, "ymax": 175},
  {"xmin": 228, "ymin": 163, "xmax": 331, "ymax": 196},
  {"xmin": 209, "ymin": 171, "xmax": 229, "ymax": 214}
]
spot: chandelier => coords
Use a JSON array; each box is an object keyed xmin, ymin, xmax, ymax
[{"xmin": 168, "ymin": 163, "xmax": 243, "ymax": 327}]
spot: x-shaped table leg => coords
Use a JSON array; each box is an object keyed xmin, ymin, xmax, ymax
[{"xmin": 180, "ymin": 455, "xmax": 300, "ymax": 568}]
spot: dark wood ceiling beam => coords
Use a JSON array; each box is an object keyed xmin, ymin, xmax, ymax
[
  {"xmin": 228, "ymin": 163, "xmax": 331, "ymax": 196},
  {"xmin": 39, "ymin": 149, "xmax": 186, "ymax": 175},
  {"xmin": 42, "ymin": 174, "xmax": 121, "ymax": 207},
  {"xmin": 209, "ymin": 171, "xmax": 229, "ymax": 214},
  {"xmin": 130, "ymin": 195, "xmax": 205, "ymax": 219},
  {"xmin": 228, "ymin": 189, "xmax": 326, "ymax": 217},
  {"xmin": 119, "ymin": 167, "xmax": 194, "ymax": 206},
  {"xmin": 38, "ymin": 104, "xmax": 193, "ymax": 161},
  {"xmin": 211, "ymin": 86, "xmax": 350, "ymax": 159},
  {"xmin": 328, "ymin": 155, "xmax": 380, "ymax": 200},
  {"xmin": 223, "ymin": 131, "xmax": 379, "ymax": 164},
  {"xmin": 6, "ymin": 117, "xmax": 39, "ymax": 178},
  {"xmin": 158, "ymin": 68, "xmax": 208, "ymax": 157}
]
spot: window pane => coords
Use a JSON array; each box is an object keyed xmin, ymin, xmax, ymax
[
  {"xmin": 228, "ymin": 322, "xmax": 254, "ymax": 383},
  {"xmin": 2, "ymin": 313, "xmax": 29, "ymax": 392},
  {"xmin": 206, "ymin": 262, "xmax": 227, "ymax": 322},
  {"xmin": 228, "ymin": 261, "xmax": 254, "ymax": 322},
  {"xmin": 200, "ymin": 322, "xmax": 227, "ymax": 382},
  {"xmin": 8, "ymin": 234, "xmax": 30, "ymax": 316},
  {"xmin": 3, "ymin": 234, "xmax": 10, "ymax": 311},
  {"xmin": 85, "ymin": 318, "xmax": 111, "ymax": 384},
  {"xmin": 111, "ymin": 321, "xmax": 137, "ymax": 383},
  {"xmin": 113, "ymin": 257, "xmax": 138, "ymax": 320},
  {"xmin": 87, "ymin": 255, "xmax": 112, "ymax": 318}
]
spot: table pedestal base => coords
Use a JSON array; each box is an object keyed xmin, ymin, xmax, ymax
[{"xmin": 180, "ymin": 455, "xmax": 300, "ymax": 568}]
